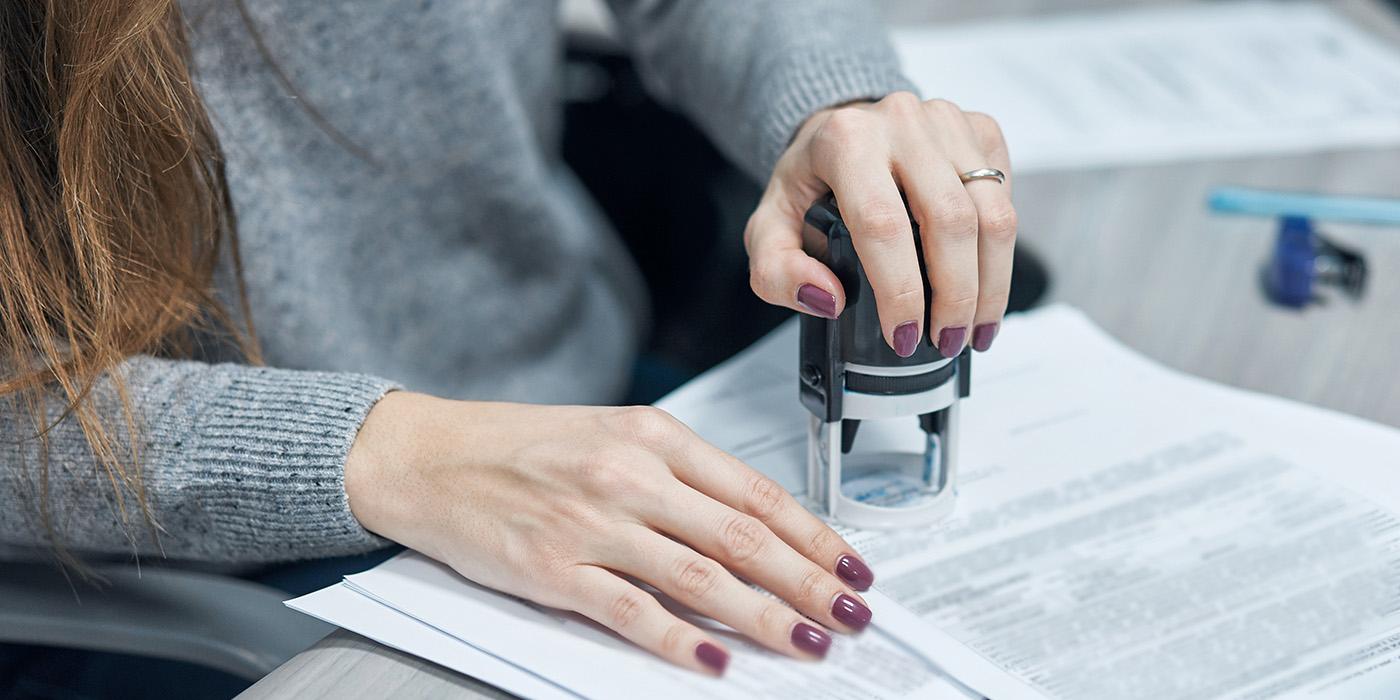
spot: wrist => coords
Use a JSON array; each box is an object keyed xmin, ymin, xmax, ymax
[{"xmin": 344, "ymin": 390, "xmax": 447, "ymax": 548}]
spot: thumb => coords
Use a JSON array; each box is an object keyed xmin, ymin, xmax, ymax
[{"xmin": 744, "ymin": 198, "xmax": 846, "ymax": 319}]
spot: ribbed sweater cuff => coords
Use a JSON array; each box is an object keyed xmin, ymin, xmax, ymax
[
  {"xmin": 759, "ymin": 49, "xmax": 919, "ymax": 176},
  {"xmin": 184, "ymin": 368, "xmax": 400, "ymax": 561}
]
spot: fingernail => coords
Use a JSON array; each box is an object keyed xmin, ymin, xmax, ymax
[
  {"xmin": 835, "ymin": 554, "xmax": 874, "ymax": 591},
  {"xmin": 695, "ymin": 641, "xmax": 729, "ymax": 674},
  {"xmin": 893, "ymin": 321, "xmax": 920, "ymax": 357},
  {"xmin": 796, "ymin": 284, "xmax": 838, "ymax": 319},
  {"xmin": 972, "ymin": 322, "xmax": 999, "ymax": 352},
  {"xmin": 937, "ymin": 326, "xmax": 967, "ymax": 358},
  {"xmin": 791, "ymin": 622, "xmax": 832, "ymax": 658},
  {"xmin": 831, "ymin": 594, "xmax": 872, "ymax": 631}
]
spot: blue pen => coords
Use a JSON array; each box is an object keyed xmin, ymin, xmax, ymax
[{"xmin": 1208, "ymin": 186, "xmax": 1400, "ymax": 227}]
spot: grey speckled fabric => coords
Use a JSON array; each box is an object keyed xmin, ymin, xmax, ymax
[{"xmin": 0, "ymin": 0, "xmax": 914, "ymax": 565}]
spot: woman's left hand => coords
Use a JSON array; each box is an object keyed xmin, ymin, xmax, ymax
[{"xmin": 744, "ymin": 92, "xmax": 1017, "ymax": 358}]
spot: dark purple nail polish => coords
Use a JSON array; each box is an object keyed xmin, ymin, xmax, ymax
[
  {"xmin": 972, "ymin": 322, "xmax": 999, "ymax": 352},
  {"xmin": 893, "ymin": 321, "xmax": 920, "ymax": 357},
  {"xmin": 937, "ymin": 326, "xmax": 967, "ymax": 358},
  {"xmin": 831, "ymin": 594, "xmax": 872, "ymax": 631},
  {"xmin": 796, "ymin": 284, "xmax": 838, "ymax": 319},
  {"xmin": 835, "ymin": 554, "xmax": 874, "ymax": 591},
  {"xmin": 695, "ymin": 642, "xmax": 729, "ymax": 674},
  {"xmin": 791, "ymin": 622, "xmax": 832, "ymax": 658}
]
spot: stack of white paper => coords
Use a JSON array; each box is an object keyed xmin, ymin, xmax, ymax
[
  {"xmin": 290, "ymin": 305, "xmax": 1400, "ymax": 698},
  {"xmin": 890, "ymin": 1, "xmax": 1400, "ymax": 172}
]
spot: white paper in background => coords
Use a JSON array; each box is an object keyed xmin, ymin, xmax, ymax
[
  {"xmin": 286, "ymin": 583, "xmax": 581, "ymax": 700},
  {"xmin": 891, "ymin": 1, "xmax": 1400, "ymax": 172}
]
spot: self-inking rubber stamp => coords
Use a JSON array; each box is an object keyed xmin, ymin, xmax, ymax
[{"xmin": 799, "ymin": 195, "xmax": 970, "ymax": 529}]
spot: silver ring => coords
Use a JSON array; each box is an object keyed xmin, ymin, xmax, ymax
[{"xmin": 959, "ymin": 168, "xmax": 1005, "ymax": 184}]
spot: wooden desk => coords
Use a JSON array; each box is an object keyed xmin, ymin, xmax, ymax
[{"xmin": 240, "ymin": 1, "xmax": 1400, "ymax": 697}]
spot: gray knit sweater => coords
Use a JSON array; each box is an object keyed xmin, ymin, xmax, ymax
[{"xmin": 0, "ymin": 0, "xmax": 913, "ymax": 564}]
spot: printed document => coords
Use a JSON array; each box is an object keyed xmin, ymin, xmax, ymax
[
  {"xmin": 337, "ymin": 553, "xmax": 971, "ymax": 699},
  {"xmin": 291, "ymin": 305, "xmax": 1400, "ymax": 698},
  {"xmin": 891, "ymin": 1, "xmax": 1400, "ymax": 172}
]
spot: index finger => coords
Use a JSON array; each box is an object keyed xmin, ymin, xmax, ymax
[{"xmin": 812, "ymin": 156, "xmax": 926, "ymax": 358}]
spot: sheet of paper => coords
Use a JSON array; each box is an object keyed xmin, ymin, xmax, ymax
[
  {"xmin": 890, "ymin": 1, "xmax": 1400, "ymax": 172},
  {"xmin": 295, "ymin": 303, "xmax": 1400, "ymax": 699},
  {"xmin": 286, "ymin": 583, "xmax": 581, "ymax": 700},
  {"xmin": 343, "ymin": 553, "xmax": 973, "ymax": 699},
  {"xmin": 661, "ymin": 306, "xmax": 1400, "ymax": 699}
]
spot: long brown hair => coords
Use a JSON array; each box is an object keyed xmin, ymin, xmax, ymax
[{"xmin": 0, "ymin": 0, "xmax": 258, "ymax": 567}]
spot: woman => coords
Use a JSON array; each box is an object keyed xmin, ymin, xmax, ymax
[{"xmin": 0, "ymin": 0, "xmax": 1016, "ymax": 677}]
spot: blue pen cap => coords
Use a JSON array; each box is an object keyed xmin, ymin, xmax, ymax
[{"xmin": 1266, "ymin": 216, "xmax": 1315, "ymax": 308}]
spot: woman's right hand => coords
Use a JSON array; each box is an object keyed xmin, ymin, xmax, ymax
[{"xmin": 343, "ymin": 392, "xmax": 878, "ymax": 675}]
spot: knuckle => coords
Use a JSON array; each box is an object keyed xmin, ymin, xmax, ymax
[
  {"xmin": 796, "ymin": 568, "xmax": 829, "ymax": 606},
  {"xmin": 812, "ymin": 109, "xmax": 870, "ymax": 150},
  {"xmin": 924, "ymin": 97, "xmax": 964, "ymax": 117},
  {"xmin": 965, "ymin": 111, "xmax": 1008, "ymax": 147},
  {"xmin": 673, "ymin": 557, "xmax": 721, "ymax": 600},
  {"xmin": 936, "ymin": 291, "xmax": 979, "ymax": 317},
  {"xmin": 755, "ymin": 602, "xmax": 791, "ymax": 638},
  {"xmin": 745, "ymin": 475, "xmax": 789, "ymax": 521},
  {"xmin": 888, "ymin": 284, "xmax": 925, "ymax": 308},
  {"xmin": 617, "ymin": 405, "xmax": 678, "ymax": 449},
  {"xmin": 719, "ymin": 513, "xmax": 767, "ymax": 563},
  {"xmin": 978, "ymin": 205, "xmax": 1019, "ymax": 241},
  {"xmin": 742, "ymin": 214, "xmax": 760, "ymax": 252},
  {"xmin": 748, "ymin": 258, "xmax": 779, "ymax": 298},
  {"xmin": 608, "ymin": 590, "xmax": 647, "ymax": 630},
  {"xmin": 855, "ymin": 201, "xmax": 913, "ymax": 245},
  {"xmin": 577, "ymin": 450, "xmax": 625, "ymax": 488},
  {"xmin": 977, "ymin": 293, "xmax": 1011, "ymax": 317},
  {"xmin": 535, "ymin": 544, "xmax": 582, "ymax": 583},
  {"xmin": 660, "ymin": 622, "xmax": 689, "ymax": 656},
  {"xmin": 808, "ymin": 528, "xmax": 841, "ymax": 559},
  {"xmin": 880, "ymin": 90, "xmax": 921, "ymax": 113},
  {"xmin": 926, "ymin": 196, "xmax": 978, "ymax": 240},
  {"xmin": 964, "ymin": 110, "xmax": 1003, "ymax": 135},
  {"xmin": 576, "ymin": 446, "xmax": 653, "ymax": 497},
  {"xmin": 526, "ymin": 571, "xmax": 577, "ymax": 609}
]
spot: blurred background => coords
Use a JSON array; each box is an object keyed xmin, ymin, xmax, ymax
[
  {"xmin": 5, "ymin": 0, "xmax": 1400, "ymax": 698},
  {"xmin": 563, "ymin": 0, "xmax": 1400, "ymax": 426}
]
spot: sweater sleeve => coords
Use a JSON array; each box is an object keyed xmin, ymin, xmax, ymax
[
  {"xmin": 0, "ymin": 356, "xmax": 399, "ymax": 564},
  {"xmin": 602, "ymin": 0, "xmax": 918, "ymax": 181}
]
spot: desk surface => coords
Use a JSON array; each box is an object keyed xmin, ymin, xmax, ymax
[{"xmin": 240, "ymin": 1, "xmax": 1400, "ymax": 697}]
